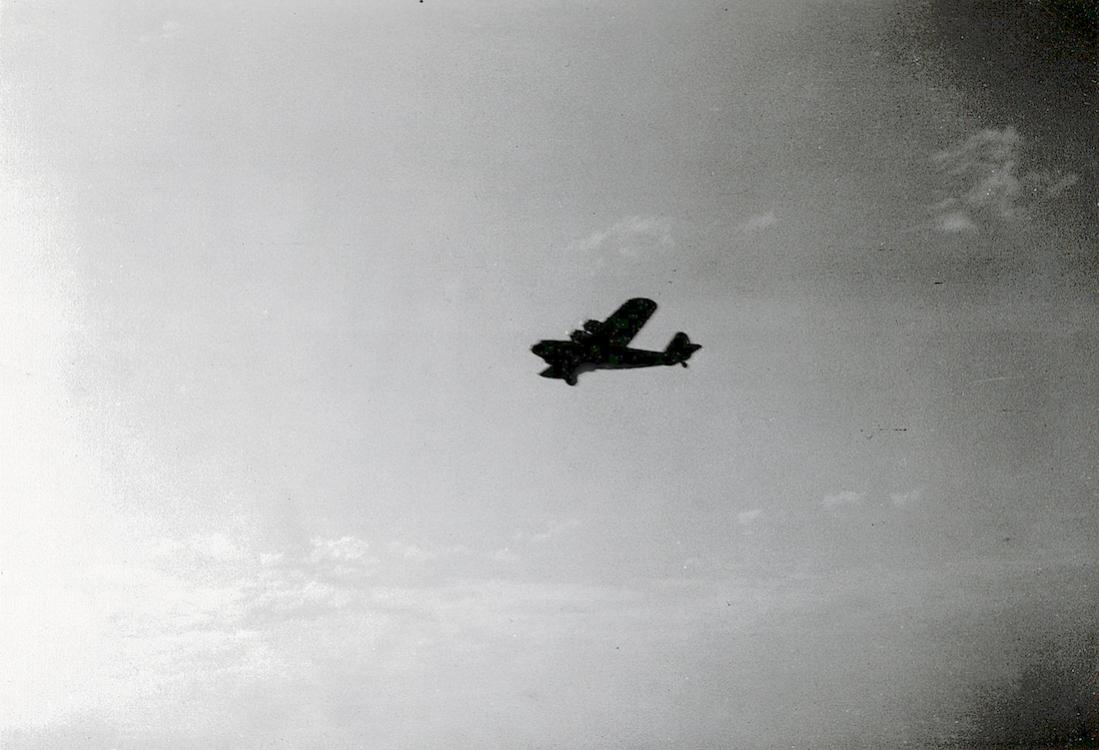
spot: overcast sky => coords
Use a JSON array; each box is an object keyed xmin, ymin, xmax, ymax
[{"xmin": 2, "ymin": 1, "xmax": 1096, "ymax": 748}]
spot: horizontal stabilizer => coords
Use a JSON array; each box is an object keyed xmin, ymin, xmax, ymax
[{"xmin": 664, "ymin": 332, "xmax": 702, "ymax": 366}]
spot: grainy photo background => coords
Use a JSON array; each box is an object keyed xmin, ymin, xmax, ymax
[{"xmin": 2, "ymin": 1, "xmax": 1096, "ymax": 747}]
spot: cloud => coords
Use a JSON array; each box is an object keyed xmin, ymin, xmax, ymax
[
  {"xmin": 388, "ymin": 540, "xmax": 468, "ymax": 563},
  {"xmin": 571, "ymin": 215, "xmax": 674, "ymax": 261},
  {"xmin": 822, "ymin": 491, "xmax": 864, "ymax": 510},
  {"xmin": 930, "ymin": 126, "xmax": 1078, "ymax": 233},
  {"xmin": 136, "ymin": 534, "xmax": 372, "ymax": 632},
  {"xmin": 307, "ymin": 535, "xmax": 372, "ymax": 564},
  {"xmin": 18, "ymin": 519, "xmax": 1088, "ymax": 749},
  {"xmin": 138, "ymin": 20, "xmax": 185, "ymax": 45},
  {"xmin": 514, "ymin": 517, "xmax": 581, "ymax": 543},
  {"xmin": 933, "ymin": 208, "xmax": 979, "ymax": 234},
  {"xmin": 389, "ymin": 541, "xmax": 439, "ymax": 563},
  {"xmin": 488, "ymin": 518, "xmax": 582, "ymax": 563},
  {"xmin": 20, "ymin": 528, "xmax": 717, "ymax": 736},
  {"xmin": 737, "ymin": 211, "xmax": 778, "ymax": 233},
  {"xmin": 489, "ymin": 546, "xmax": 520, "ymax": 563},
  {"xmin": 890, "ymin": 489, "xmax": 923, "ymax": 507},
  {"xmin": 150, "ymin": 532, "xmax": 247, "ymax": 562},
  {"xmin": 736, "ymin": 508, "xmax": 764, "ymax": 525}
]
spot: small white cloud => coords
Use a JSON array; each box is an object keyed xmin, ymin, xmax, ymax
[
  {"xmin": 138, "ymin": 19, "xmax": 185, "ymax": 45},
  {"xmin": 1035, "ymin": 171, "xmax": 1079, "ymax": 198},
  {"xmin": 149, "ymin": 533, "xmax": 247, "ymax": 562},
  {"xmin": 934, "ymin": 208, "xmax": 978, "ymax": 233},
  {"xmin": 386, "ymin": 540, "xmax": 468, "ymax": 563},
  {"xmin": 736, "ymin": 508, "xmax": 764, "ymax": 525},
  {"xmin": 822, "ymin": 491, "xmax": 864, "ymax": 510},
  {"xmin": 299, "ymin": 580, "xmax": 351, "ymax": 608},
  {"xmin": 571, "ymin": 215, "xmax": 674, "ymax": 261},
  {"xmin": 490, "ymin": 519, "xmax": 581, "ymax": 562},
  {"xmin": 889, "ymin": 489, "xmax": 923, "ymax": 507},
  {"xmin": 680, "ymin": 555, "xmax": 709, "ymax": 573},
  {"xmin": 489, "ymin": 547, "xmax": 519, "ymax": 563},
  {"xmin": 308, "ymin": 536, "xmax": 371, "ymax": 564},
  {"xmin": 738, "ymin": 212, "xmax": 778, "ymax": 233},
  {"xmin": 515, "ymin": 518, "xmax": 581, "ymax": 544},
  {"xmin": 188, "ymin": 533, "xmax": 247, "ymax": 562},
  {"xmin": 390, "ymin": 542, "xmax": 438, "ymax": 563}
]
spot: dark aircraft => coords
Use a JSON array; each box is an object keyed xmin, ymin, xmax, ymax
[{"xmin": 530, "ymin": 298, "xmax": 701, "ymax": 385}]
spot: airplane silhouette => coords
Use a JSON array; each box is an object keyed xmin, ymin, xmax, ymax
[{"xmin": 530, "ymin": 298, "xmax": 701, "ymax": 385}]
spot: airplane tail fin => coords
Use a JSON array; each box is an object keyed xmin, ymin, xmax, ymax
[{"xmin": 664, "ymin": 332, "xmax": 702, "ymax": 367}]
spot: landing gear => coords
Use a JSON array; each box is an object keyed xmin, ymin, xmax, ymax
[{"xmin": 680, "ymin": 361, "xmax": 689, "ymax": 368}]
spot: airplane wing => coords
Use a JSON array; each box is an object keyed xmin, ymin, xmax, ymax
[{"xmin": 595, "ymin": 298, "xmax": 657, "ymax": 347}]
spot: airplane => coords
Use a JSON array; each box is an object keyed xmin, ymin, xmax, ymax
[{"xmin": 530, "ymin": 297, "xmax": 701, "ymax": 385}]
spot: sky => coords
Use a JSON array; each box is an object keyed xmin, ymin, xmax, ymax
[{"xmin": 1, "ymin": 1, "xmax": 1097, "ymax": 748}]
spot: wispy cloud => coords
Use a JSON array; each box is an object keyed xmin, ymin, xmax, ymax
[
  {"xmin": 150, "ymin": 532, "xmax": 247, "ymax": 562},
  {"xmin": 20, "ymin": 529, "xmax": 749, "ymax": 738},
  {"xmin": 307, "ymin": 535, "xmax": 372, "ymax": 564},
  {"xmin": 488, "ymin": 546, "xmax": 520, "ymax": 563},
  {"xmin": 933, "ymin": 209, "xmax": 979, "ymax": 234},
  {"xmin": 822, "ymin": 491, "xmax": 864, "ymax": 510},
  {"xmin": 12, "ymin": 521, "xmax": 1084, "ymax": 748},
  {"xmin": 736, "ymin": 508, "xmax": 764, "ymax": 525},
  {"xmin": 139, "ymin": 20, "xmax": 185, "ymax": 44},
  {"xmin": 930, "ymin": 126, "xmax": 1077, "ymax": 233},
  {"xmin": 571, "ymin": 215, "xmax": 674, "ymax": 261},
  {"xmin": 488, "ymin": 518, "xmax": 581, "ymax": 563},
  {"xmin": 387, "ymin": 539, "xmax": 468, "ymax": 563},
  {"xmin": 515, "ymin": 517, "xmax": 581, "ymax": 543},
  {"xmin": 737, "ymin": 211, "xmax": 778, "ymax": 233},
  {"xmin": 889, "ymin": 488, "xmax": 923, "ymax": 507}
]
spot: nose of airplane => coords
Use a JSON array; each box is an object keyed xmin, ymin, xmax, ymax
[{"xmin": 531, "ymin": 342, "xmax": 546, "ymax": 356}]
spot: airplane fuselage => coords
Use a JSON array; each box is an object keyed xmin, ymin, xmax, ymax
[
  {"xmin": 530, "ymin": 298, "xmax": 700, "ymax": 385},
  {"xmin": 531, "ymin": 341, "xmax": 671, "ymax": 370}
]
